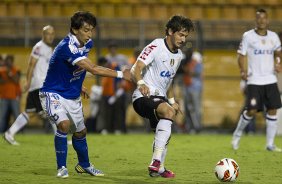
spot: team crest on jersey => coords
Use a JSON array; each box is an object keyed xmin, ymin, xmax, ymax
[
  {"xmin": 261, "ymin": 39, "xmax": 266, "ymax": 45},
  {"xmin": 250, "ymin": 98, "xmax": 257, "ymax": 106},
  {"xmin": 170, "ymin": 59, "xmax": 175, "ymax": 66}
]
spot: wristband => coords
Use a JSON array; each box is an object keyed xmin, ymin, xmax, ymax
[
  {"xmin": 168, "ymin": 98, "xmax": 176, "ymax": 105},
  {"xmin": 117, "ymin": 71, "xmax": 123, "ymax": 78},
  {"xmin": 137, "ymin": 80, "xmax": 145, "ymax": 86}
]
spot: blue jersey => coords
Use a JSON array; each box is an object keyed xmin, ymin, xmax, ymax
[{"xmin": 41, "ymin": 33, "xmax": 93, "ymax": 99}]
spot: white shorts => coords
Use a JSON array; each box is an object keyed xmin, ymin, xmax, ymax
[{"xmin": 39, "ymin": 91, "xmax": 85, "ymax": 133}]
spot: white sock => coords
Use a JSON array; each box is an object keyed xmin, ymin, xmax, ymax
[
  {"xmin": 266, "ymin": 114, "xmax": 278, "ymax": 147},
  {"xmin": 8, "ymin": 112, "xmax": 29, "ymax": 136},
  {"xmin": 152, "ymin": 119, "xmax": 172, "ymax": 161},
  {"xmin": 233, "ymin": 110, "xmax": 253, "ymax": 137},
  {"xmin": 159, "ymin": 147, "xmax": 167, "ymax": 173}
]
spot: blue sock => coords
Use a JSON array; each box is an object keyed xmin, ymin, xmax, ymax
[
  {"xmin": 55, "ymin": 130, "xmax": 68, "ymax": 169},
  {"xmin": 72, "ymin": 135, "xmax": 90, "ymax": 168}
]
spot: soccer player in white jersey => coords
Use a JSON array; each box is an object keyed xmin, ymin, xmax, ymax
[
  {"xmin": 131, "ymin": 15, "xmax": 194, "ymax": 178},
  {"xmin": 231, "ymin": 9, "xmax": 282, "ymax": 152},
  {"xmin": 39, "ymin": 11, "xmax": 131, "ymax": 178},
  {"xmin": 4, "ymin": 25, "xmax": 56, "ymax": 145}
]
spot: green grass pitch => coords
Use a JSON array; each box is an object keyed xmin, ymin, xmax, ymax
[{"xmin": 1, "ymin": 134, "xmax": 282, "ymax": 184}]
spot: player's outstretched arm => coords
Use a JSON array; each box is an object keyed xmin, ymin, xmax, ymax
[{"xmin": 76, "ymin": 58, "xmax": 131, "ymax": 81}]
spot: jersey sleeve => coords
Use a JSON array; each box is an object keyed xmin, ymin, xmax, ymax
[
  {"xmin": 237, "ymin": 32, "xmax": 248, "ymax": 55},
  {"xmin": 273, "ymin": 33, "xmax": 282, "ymax": 51},
  {"xmin": 31, "ymin": 45, "xmax": 41, "ymax": 60},
  {"xmin": 137, "ymin": 40, "xmax": 158, "ymax": 65}
]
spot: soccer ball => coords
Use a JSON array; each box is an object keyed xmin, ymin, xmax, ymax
[{"xmin": 214, "ymin": 158, "xmax": 239, "ymax": 182}]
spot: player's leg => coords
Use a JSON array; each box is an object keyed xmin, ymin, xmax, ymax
[
  {"xmin": 4, "ymin": 93, "xmax": 31, "ymax": 145},
  {"xmin": 151, "ymin": 102, "xmax": 175, "ymax": 177},
  {"xmin": 64, "ymin": 98, "xmax": 104, "ymax": 176},
  {"xmin": 232, "ymin": 110, "xmax": 255, "ymax": 150},
  {"xmin": 265, "ymin": 109, "xmax": 281, "ymax": 151},
  {"xmin": 265, "ymin": 83, "xmax": 282, "ymax": 152},
  {"xmin": 4, "ymin": 91, "xmax": 36, "ymax": 145},
  {"xmin": 232, "ymin": 85, "xmax": 258, "ymax": 150},
  {"xmin": 73, "ymin": 129, "xmax": 104, "ymax": 176},
  {"xmin": 39, "ymin": 92, "xmax": 70, "ymax": 178},
  {"xmin": 55, "ymin": 120, "xmax": 70, "ymax": 178}
]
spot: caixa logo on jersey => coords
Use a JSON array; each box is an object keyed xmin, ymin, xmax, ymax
[{"xmin": 160, "ymin": 71, "xmax": 175, "ymax": 78}]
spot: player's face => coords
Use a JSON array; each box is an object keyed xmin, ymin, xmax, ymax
[
  {"xmin": 170, "ymin": 28, "xmax": 189, "ymax": 49},
  {"xmin": 256, "ymin": 12, "xmax": 268, "ymax": 30},
  {"xmin": 74, "ymin": 22, "xmax": 95, "ymax": 46},
  {"xmin": 43, "ymin": 28, "xmax": 55, "ymax": 46}
]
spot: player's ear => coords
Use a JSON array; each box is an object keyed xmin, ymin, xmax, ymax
[
  {"xmin": 168, "ymin": 28, "xmax": 174, "ymax": 36},
  {"xmin": 71, "ymin": 28, "xmax": 78, "ymax": 35}
]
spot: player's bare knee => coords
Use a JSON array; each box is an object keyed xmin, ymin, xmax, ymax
[
  {"xmin": 73, "ymin": 128, "xmax": 87, "ymax": 138},
  {"xmin": 246, "ymin": 110, "xmax": 256, "ymax": 117},
  {"xmin": 158, "ymin": 104, "xmax": 175, "ymax": 120},
  {"xmin": 57, "ymin": 121, "xmax": 70, "ymax": 133},
  {"xmin": 267, "ymin": 109, "xmax": 277, "ymax": 116}
]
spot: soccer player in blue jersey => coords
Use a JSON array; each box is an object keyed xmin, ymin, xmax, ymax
[{"xmin": 39, "ymin": 11, "xmax": 131, "ymax": 178}]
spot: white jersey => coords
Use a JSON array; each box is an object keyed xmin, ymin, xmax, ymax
[
  {"xmin": 132, "ymin": 38, "xmax": 183, "ymax": 102},
  {"xmin": 29, "ymin": 40, "xmax": 53, "ymax": 91},
  {"xmin": 238, "ymin": 29, "xmax": 281, "ymax": 85}
]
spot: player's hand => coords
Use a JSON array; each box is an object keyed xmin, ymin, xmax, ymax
[
  {"xmin": 122, "ymin": 68, "xmax": 132, "ymax": 81},
  {"xmin": 138, "ymin": 84, "xmax": 150, "ymax": 97},
  {"xmin": 171, "ymin": 102, "xmax": 182, "ymax": 115},
  {"xmin": 275, "ymin": 63, "xmax": 282, "ymax": 73},
  {"xmin": 81, "ymin": 86, "xmax": 89, "ymax": 99},
  {"xmin": 240, "ymin": 70, "xmax": 248, "ymax": 81}
]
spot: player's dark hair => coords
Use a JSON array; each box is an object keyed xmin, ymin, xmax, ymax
[
  {"xmin": 165, "ymin": 15, "xmax": 194, "ymax": 35},
  {"xmin": 70, "ymin": 11, "xmax": 97, "ymax": 34},
  {"xmin": 256, "ymin": 8, "xmax": 267, "ymax": 14}
]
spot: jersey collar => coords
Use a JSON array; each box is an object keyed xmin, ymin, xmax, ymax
[
  {"xmin": 164, "ymin": 38, "xmax": 178, "ymax": 54},
  {"xmin": 68, "ymin": 33, "xmax": 81, "ymax": 46}
]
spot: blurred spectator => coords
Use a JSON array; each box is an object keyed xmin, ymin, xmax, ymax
[
  {"xmin": 86, "ymin": 57, "xmax": 107, "ymax": 133},
  {"xmin": 182, "ymin": 51, "xmax": 203, "ymax": 133},
  {"xmin": 99, "ymin": 42, "xmax": 130, "ymax": 134},
  {"xmin": 0, "ymin": 55, "xmax": 21, "ymax": 133}
]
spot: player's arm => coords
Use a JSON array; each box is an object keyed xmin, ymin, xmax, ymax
[
  {"xmin": 237, "ymin": 54, "xmax": 248, "ymax": 80},
  {"xmin": 130, "ymin": 60, "xmax": 150, "ymax": 97},
  {"xmin": 24, "ymin": 56, "xmax": 38, "ymax": 92},
  {"xmin": 76, "ymin": 58, "xmax": 131, "ymax": 81},
  {"xmin": 167, "ymin": 82, "xmax": 181, "ymax": 115},
  {"xmin": 274, "ymin": 50, "xmax": 282, "ymax": 73}
]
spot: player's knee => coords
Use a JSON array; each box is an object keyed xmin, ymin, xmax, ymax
[
  {"xmin": 162, "ymin": 106, "xmax": 175, "ymax": 119},
  {"xmin": 267, "ymin": 109, "xmax": 277, "ymax": 116},
  {"xmin": 57, "ymin": 121, "xmax": 70, "ymax": 133},
  {"xmin": 73, "ymin": 128, "xmax": 87, "ymax": 138},
  {"xmin": 246, "ymin": 110, "xmax": 256, "ymax": 117}
]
